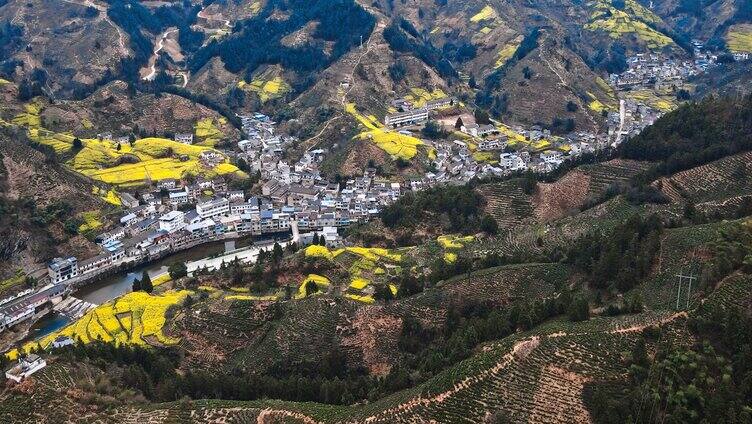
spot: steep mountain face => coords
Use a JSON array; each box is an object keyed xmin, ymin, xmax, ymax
[
  {"xmin": 1, "ymin": 0, "xmax": 747, "ymax": 149},
  {"xmin": 0, "ymin": 0, "xmax": 130, "ymax": 98},
  {"xmin": 0, "ymin": 127, "xmax": 104, "ymax": 283}
]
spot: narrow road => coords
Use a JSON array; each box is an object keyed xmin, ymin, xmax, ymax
[
  {"xmin": 538, "ymin": 48, "xmax": 599, "ymax": 133},
  {"xmin": 613, "ymin": 99, "xmax": 626, "ymax": 146},
  {"xmin": 142, "ymin": 28, "xmax": 179, "ymax": 81},
  {"xmin": 197, "ymin": 7, "xmax": 232, "ymax": 29}
]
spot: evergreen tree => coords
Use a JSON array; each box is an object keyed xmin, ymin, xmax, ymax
[
  {"xmin": 132, "ymin": 276, "xmax": 142, "ymax": 292},
  {"xmin": 272, "ymin": 242, "xmax": 283, "ymax": 264},
  {"xmin": 305, "ymin": 280, "xmax": 319, "ymax": 297},
  {"xmin": 567, "ymin": 296, "xmax": 589, "ymax": 322},
  {"xmin": 140, "ymin": 271, "xmax": 153, "ymax": 293},
  {"xmin": 168, "ymin": 262, "xmax": 188, "ymax": 280}
]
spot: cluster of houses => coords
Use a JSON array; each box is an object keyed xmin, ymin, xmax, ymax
[
  {"xmin": 45, "ymin": 166, "xmax": 409, "ymax": 285},
  {"xmin": 384, "ymin": 96, "xmax": 456, "ymax": 128},
  {"xmin": 0, "ymin": 283, "xmax": 66, "ymax": 336},
  {"xmin": 609, "ymin": 46, "xmax": 721, "ymax": 91}
]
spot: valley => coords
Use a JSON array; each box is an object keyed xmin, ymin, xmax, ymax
[{"xmin": 0, "ymin": 0, "xmax": 750, "ymax": 422}]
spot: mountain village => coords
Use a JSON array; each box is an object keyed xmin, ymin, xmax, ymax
[{"xmin": 0, "ymin": 43, "xmax": 736, "ymax": 350}]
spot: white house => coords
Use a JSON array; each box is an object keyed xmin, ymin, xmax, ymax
[
  {"xmin": 48, "ymin": 257, "xmax": 78, "ymax": 284},
  {"xmin": 158, "ymin": 211, "xmax": 186, "ymax": 233},
  {"xmin": 196, "ymin": 197, "xmax": 230, "ymax": 219},
  {"xmin": 174, "ymin": 133, "xmax": 194, "ymax": 144},
  {"xmin": 5, "ymin": 354, "xmax": 46, "ymax": 382},
  {"xmin": 384, "ymin": 108, "xmax": 429, "ymax": 128}
]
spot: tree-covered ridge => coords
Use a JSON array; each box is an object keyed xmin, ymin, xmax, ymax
[
  {"xmin": 379, "ymin": 185, "xmax": 497, "ymax": 236},
  {"xmin": 190, "ymin": 0, "xmax": 375, "ymax": 80},
  {"xmin": 620, "ymin": 94, "xmax": 752, "ymax": 177},
  {"xmin": 0, "ymin": 21, "xmax": 23, "ymax": 65}
]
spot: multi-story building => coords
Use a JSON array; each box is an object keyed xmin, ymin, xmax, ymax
[
  {"xmin": 384, "ymin": 108, "xmax": 429, "ymax": 128},
  {"xmin": 48, "ymin": 257, "xmax": 79, "ymax": 284},
  {"xmin": 196, "ymin": 197, "xmax": 230, "ymax": 219},
  {"xmin": 159, "ymin": 211, "xmax": 187, "ymax": 233}
]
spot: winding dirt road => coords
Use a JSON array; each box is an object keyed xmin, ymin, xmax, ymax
[{"xmin": 141, "ymin": 28, "xmax": 179, "ymax": 81}]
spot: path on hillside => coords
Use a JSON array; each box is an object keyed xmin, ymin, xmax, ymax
[
  {"xmin": 299, "ymin": 18, "xmax": 386, "ymax": 151},
  {"xmin": 361, "ymin": 311, "xmax": 688, "ymax": 422},
  {"xmin": 142, "ymin": 28, "xmax": 179, "ymax": 81},
  {"xmin": 197, "ymin": 7, "xmax": 232, "ymax": 29},
  {"xmin": 61, "ymin": 0, "xmax": 128, "ymax": 57},
  {"xmin": 538, "ymin": 48, "xmax": 599, "ymax": 133}
]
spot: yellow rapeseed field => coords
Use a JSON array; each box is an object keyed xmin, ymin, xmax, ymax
[
  {"xmin": 226, "ymin": 294, "xmax": 279, "ymax": 301},
  {"xmin": 726, "ymin": 24, "xmax": 752, "ymax": 53},
  {"xmin": 470, "ymin": 5, "xmax": 496, "ymax": 23},
  {"xmin": 585, "ymin": 0, "xmax": 674, "ymax": 50},
  {"xmin": 6, "ymin": 290, "xmax": 191, "ymax": 359},
  {"xmin": 10, "ymin": 102, "xmax": 244, "ymax": 187},
  {"xmin": 495, "ymin": 36, "xmax": 523, "ymax": 69},
  {"xmin": 349, "ymin": 277, "xmax": 370, "ymax": 290},
  {"xmin": 295, "ymin": 274, "xmax": 330, "ymax": 299},
  {"xmin": 238, "ymin": 75, "xmax": 291, "ymax": 103},
  {"xmin": 345, "ymin": 102, "xmax": 425, "ymax": 161},
  {"xmin": 438, "ymin": 235, "xmax": 475, "ymax": 249},
  {"xmin": 194, "ymin": 118, "xmax": 224, "ymax": 147},
  {"xmin": 77, "ymin": 211, "xmax": 103, "ymax": 235}
]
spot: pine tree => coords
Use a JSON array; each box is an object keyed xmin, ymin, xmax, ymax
[
  {"xmin": 272, "ymin": 242, "xmax": 283, "ymax": 263},
  {"xmin": 132, "ymin": 276, "xmax": 141, "ymax": 292},
  {"xmin": 141, "ymin": 271, "xmax": 153, "ymax": 293},
  {"xmin": 305, "ymin": 280, "xmax": 319, "ymax": 297}
]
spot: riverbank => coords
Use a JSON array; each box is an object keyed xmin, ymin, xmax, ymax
[{"xmin": 7, "ymin": 235, "xmax": 287, "ymax": 351}]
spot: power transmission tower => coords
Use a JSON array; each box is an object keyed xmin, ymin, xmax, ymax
[{"xmin": 675, "ymin": 268, "xmax": 697, "ymax": 311}]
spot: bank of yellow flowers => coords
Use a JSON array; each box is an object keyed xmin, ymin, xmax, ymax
[{"xmin": 6, "ymin": 290, "xmax": 191, "ymax": 360}]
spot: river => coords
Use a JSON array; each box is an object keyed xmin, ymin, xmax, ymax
[{"xmin": 23, "ymin": 239, "xmax": 244, "ymax": 343}]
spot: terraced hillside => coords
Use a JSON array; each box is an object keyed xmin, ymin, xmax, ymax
[
  {"xmin": 657, "ymin": 151, "xmax": 752, "ymax": 206},
  {"xmin": 477, "ymin": 179, "xmax": 535, "ymax": 228},
  {"xmin": 579, "ymin": 159, "xmax": 652, "ymax": 199}
]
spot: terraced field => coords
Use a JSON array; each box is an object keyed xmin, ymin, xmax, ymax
[
  {"xmin": 658, "ymin": 151, "xmax": 752, "ymax": 205},
  {"xmin": 579, "ymin": 159, "xmax": 652, "ymax": 198},
  {"xmin": 585, "ymin": 0, "xmax": 675, "ymax": 50},
  {"xmin": 79, "ymin": 312, "xmax": 691, "ymax": 424},
  {"xmin": 8, "ymin": 100, "xmax": 244, "ymax": 187},
  {"xmin": 477, "ymin": 180, "xmax": 535, "ymax": 228},
  {"xmin": 726, "ymin": 24, "xmax": 752, "ymax": 53}
]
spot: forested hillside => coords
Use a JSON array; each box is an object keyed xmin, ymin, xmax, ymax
[{"xmin": 620, "ymin": 94, "xmax": 752, "ymax": 176}]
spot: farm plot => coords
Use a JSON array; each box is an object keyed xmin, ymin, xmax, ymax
[
  {"xmin": 494, "ymin": 36, "xmax": 523, "ymax": 69},
  {"xmin": 660, "ymin": 151, "xmax": 752, "ymax": 204},
  {"xmin": 477, "ymin": 180, "xmax": 535, "ymax": 228},
  {"xmin": 238, "ymin": 75, "xmax": 291, "ymax": 103},
  {"xmin": 345, "ymin": 103, "xmax": 425, "ymax": 161},
  {"xmin": 623, "ymin": 88, "xmax": 678, "ymax": 112},
  {"xmin": 6, "ymin": 290, "xmax": 191, "ymax": 360},
  {"xmin": 585, "ymin": 0, "xmax": 674, "ymax": 50},
  {"xmin": 10, "ymin": 102, "xmax": 244, "ymax": 187},
  {"xmin": 726, "ymin": 24, "xmax": 752, "ymax": 53},
  {"xmin": 355, "ymin": 311, "xmax": 684, "ymax": 424},
  {"xmin": 227, "ymin": 296, "xmax": 355, "ymax": 374},
  {"xmin": 194, "ymin": 117, "xmax": 225, "ymax": 147},
  {"xmin": 303, "ymin": 245, "xmax": 405, "ymax": 299},
  {"xmin": 579, "ymin": 159, "xmax": 652, "ymax": 198}
]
